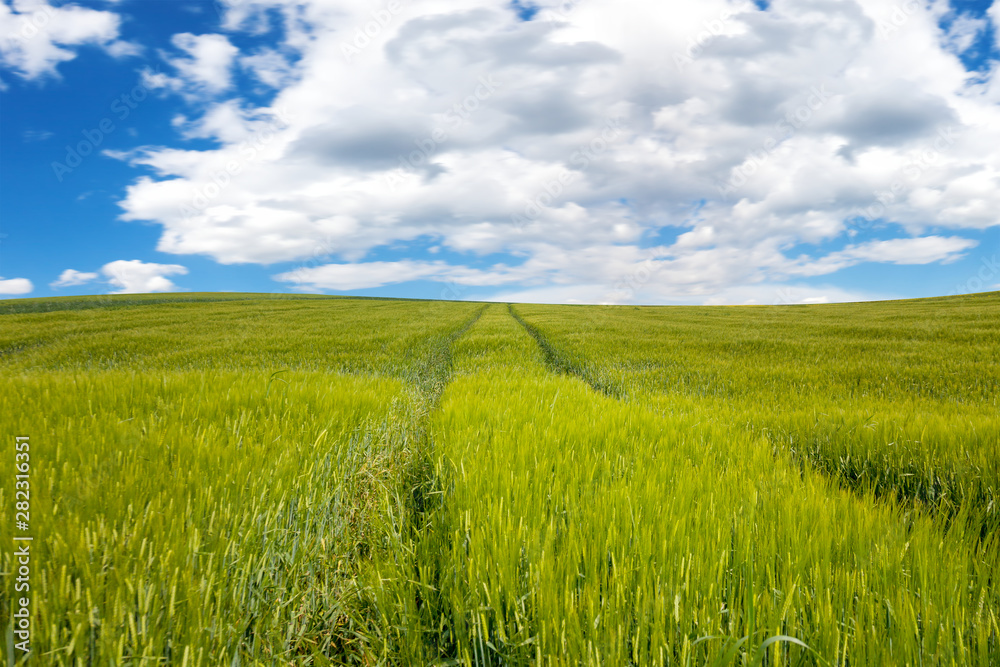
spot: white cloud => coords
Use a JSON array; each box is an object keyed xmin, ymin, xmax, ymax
[
  {"xmin": 0, "ymin": 277, "xmax": 33, "ymax": 295},
  {"xmin": 145, "ymin": 32, "xmax": 238, "ymax": 96},
  {"xmin": 276, "ymin": 260, "xmax": 521, "ymax": 292},
  {"xmin": 990, "ymin": 1, "xmax": 1000, "ymax": 50},
  {"xmin": 240, "ymin": 47, "xmax": 295, "ymax": 88},
  {"xmin": 821, "ymin": 235, "xmax": 976, "ymax": 265},
  {"xmin": 51, "ymin": 269, "xmax": 99, "ymax": 288},
  {"xmin": 785, "ymin": 236, "xmax": 978, "ymax": 277},
  {"xmin": 702, "ymin": 283, "xmax": 887, "ymax": 306},
  {"xmin": 113, "ymin": 0, "xmax": 1000, "ymax": 303},
  {"xmin": 276, "ymin": 235, "xmax": 971, "ymax": 303},
  {"xmin": 105, "ymin": 38, "xmax": 142, "ymax": 59},
  {"xmin": 487, "ymin": 284, "xmax": 633, "ymax": 305},
  {"xmin": 0, "ymin": 0, "xmax": 130, "ymax": 80},
  {"xmin": 277, "ymin": 260, "xmax": 444, "ymax": 291},
  {"xmin": 101, "ymin": 260, "xmax": 188, "ymax": 294},
  {"xmin": 486, "ymin": 282, "xmax": 885, "ymax": 306},
  {"xmin": 942, "ymin": 13, "xmax": 987, "ymax": 56}
]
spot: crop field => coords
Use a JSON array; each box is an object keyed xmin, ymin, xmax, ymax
[{"xmin": 1, "ymin": 293, "xmax": 999, "ymax": 665}]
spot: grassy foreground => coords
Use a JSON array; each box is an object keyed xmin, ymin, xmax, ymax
[{"xmin": 1, "ymin": 293, "xmax": 998, "ymax": 665}]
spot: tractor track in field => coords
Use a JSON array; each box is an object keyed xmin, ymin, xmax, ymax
[
  {"xmin": 507, "ymin": 302, "xmax": 618, "ymax": 397},
  {"xmin": 412, "ymin": 303, "xmax": 489, "ymax": 407},
  {"xmin": 401, "ymin": 302, "xmax": 489, "ymax": 519},
  {"xmin": 334, "ymin": 303, "xmax": 489, "ymax": 659}
]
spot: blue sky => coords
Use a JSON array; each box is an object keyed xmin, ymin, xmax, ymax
[{"xmin": 1, "ymin": 0, "xmax": 999, "ymax": 304}]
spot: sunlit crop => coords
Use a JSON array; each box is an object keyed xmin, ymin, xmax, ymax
[{"xmin": 2, "ymin": 293, "xmax": 997, "ymax": 665}]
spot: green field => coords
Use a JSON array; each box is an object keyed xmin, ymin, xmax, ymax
[{"xmin": 1, "ymin": 293, "xmax": 998, "ymax": 665}]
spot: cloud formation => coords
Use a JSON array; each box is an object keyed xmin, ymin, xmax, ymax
[
  {"xmin": 101, "ymin": 260, "xmax": 188, "ymax": 294},
  {"xmin": 51, "ymin": 269, "xmax": 99, "ymax": 288},
  {"xmin": 0, "ymin": 277, "xmax": 33, "ymax": 295},
  {"xmin": 0, "ymin": 0, "xmax": 135, "ymax": 81},
  {"xmin": 142, "ymin": 32, "xmax": 239, "ymax": 96},
  {"xmin": 112, "ymin": 0, "xmax": 1000, "ymax": 303}
]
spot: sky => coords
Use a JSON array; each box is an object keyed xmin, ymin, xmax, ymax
[{"xmin": 1, "ymin": 0, "xmax": 999, "ymax": 305}]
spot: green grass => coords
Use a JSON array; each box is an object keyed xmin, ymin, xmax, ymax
[{"xmin": 1, "ymin": 293, "xmax": 998, "ymax": 665}]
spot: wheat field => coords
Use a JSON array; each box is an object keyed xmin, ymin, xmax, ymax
[{"xmin": 1, "ymin": 293, "xmax": 998, "ymax": 665}]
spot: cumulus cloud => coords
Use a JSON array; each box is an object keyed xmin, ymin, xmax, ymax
[
  {"xmin": 143, "ymin": 32, "xmax": 238, "ymax": 97},
  {"xmin": 0, "ymin": 0, "xmax": 134, "ymax": 80},
  {"xmin": 113, "ymin": 0, "xmax": 1000, "ymax": 303},
  {"xmin": 0, "ymin": 277, "xmax": 33, "ymax": 295},
  {"xmin": 51, "ymin": 268, "xmax": 99, "ymax": 288},
  {"xmin": 101, "ymin": 260, "xmax": 188, "ymax": 294}
]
